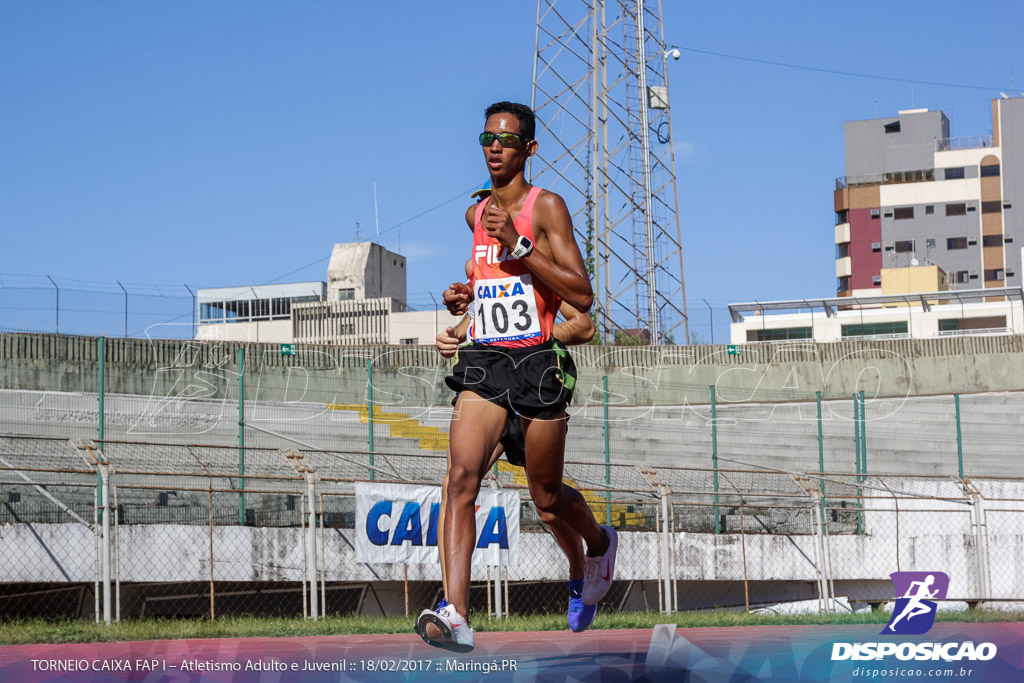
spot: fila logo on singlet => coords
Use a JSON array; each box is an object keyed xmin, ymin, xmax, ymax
[{"xmin": 475, "ymin": 244, "xmax": 510, "ymax": 265}]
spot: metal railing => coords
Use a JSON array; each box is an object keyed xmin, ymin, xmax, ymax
[{"xmin": 937, "ymin": 135, "xmax": 994, "ymax": 151}]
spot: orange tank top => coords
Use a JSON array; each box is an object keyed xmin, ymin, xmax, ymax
[{"xmin": 469, "ymin": 186, "xmax": 560, "ymax": 347}]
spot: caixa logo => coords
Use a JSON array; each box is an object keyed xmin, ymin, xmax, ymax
[
  {"xmin": 365, "ymin": 500, "xmax": 510, "ymax": 549},
  {"xmin": 831, "ymin": 571, "xmax": 997, "ymax": 662}
]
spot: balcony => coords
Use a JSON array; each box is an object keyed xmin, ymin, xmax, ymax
[
  {"xmin": 834, "ymin": 222, "xmax": 850, "ymax": 245},
  {"xmin": 835, "ymin": 168, "xmax": 934, "ymax": 189},
  {"xmin": 936, "ymin": 135, "xmax": 994, "ymax": 152},
  {"xmin": 835, "ymin": 256, "xmax": 852, "ymax": 278}
]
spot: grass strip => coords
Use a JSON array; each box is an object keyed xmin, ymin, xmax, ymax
[{"xmin": 1, "ymin": 609, "xmax": 1021, "ymax": 645}]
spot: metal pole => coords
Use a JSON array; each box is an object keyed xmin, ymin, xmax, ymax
[
  {"xmin": 955, "ymin": 394, "xmax": 964, "ymax": 479},
  {"xmin": 367, "ymin": 359, "xmax": 375, "ymax": 481},
  {"xmin": 238, "ymin": 348, "xmax": 245, "ymax": 526},
  {"xmin": 184, "ymin": 284, "xmax": 196, "ymax": 338},
  {"xmin": 101, "ymin": 465, "xmax": 111, "ymax": 625},
  {"xmin": 47, "ymin": 275, "xmax": 59, "ymax": 334},
  {"xmin": 97, "ymin": 337, "xmax": 105, "ymax": 535},
  {"xmin": 853, "ymin": 394, "xmax": 863, "ymax": 535},
  {"xmin": 634, "ymin": 0, "xmax": 659, "ymax": 343},
  {"xmin": 661, "ymin": 490, "xmax": 670, "ymax": 613},
  {"xmin": 859, "ymin": 390, "xmax": 867, "ymax": 479},
  {"xmin": 817, "ymin": 391, "xmax": 825, "ymax": 525},
  {"xmin": 117, "ymin": 281, "xmax": 128, "ymax": 337},
  {"xmin": 307, "ymin": 477, "xmax": 319, "ymax": 620},
  {"xmin": 603, "ymin": 375, "xmax": 611, "ymax": 524},
  {"xmin": 703, "ymin": 298, "xmax": 713, "ymax": 345},
  {"xmin": 98, "ymin": 337, "xmax": 105, "ymax": 446},
  {"xmin": 711, "ymin": 385, "xmax": 720, "ymax": 534}
]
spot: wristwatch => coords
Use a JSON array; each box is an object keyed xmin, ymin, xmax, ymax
[{"xmin": 511, "ymin": 235, "xmax": 534, "ymax": 259}]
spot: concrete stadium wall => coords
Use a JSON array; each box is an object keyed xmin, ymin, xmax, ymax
[{"xmin": 4, "ymin": 334, "xmax": 1024, "ymax": 407}]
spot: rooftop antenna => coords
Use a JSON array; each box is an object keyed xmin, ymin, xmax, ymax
[{"xmin": 373, "ymin": 181, "xmax": 380, "ymax": 243}]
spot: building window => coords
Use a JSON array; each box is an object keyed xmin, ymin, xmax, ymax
[
  {"xmin": 943, "ymin": 167, "xmax": 965, "ymax": 180},
  {"xmin": 946, "ymin": 237, "xmax": 968, "ymax": 250},
  {"xmin": 870, "ymin": 209, "xmax": 880, "ymax": 219},
  {"xmin": 925, "ymin": 205, "xmax": 934, "ymax": 214},
  {"xmin": 337, "ymin": 288, "xmax": 355, "ymax": 300},
  {"xmin": 340, "ymin": 323, "xmax": 356, "ymax": 335},
  {"xmin": 969, "ymin": 271, "xmax": 979, "ymax": 280},
  {"xmin": 893, "ymin": 207, "xmax": 914, "ymax": 220},
  {"xmin": 1006, "ymin": 234, "xmax": 1014, "ymax": 244},
  {"xmin": 1008, "ymin": 268, "xmax": 1016, "ymax": 278},
  {"xmin": 754, "ymin": 327, "xmax": 812, "ymax": 342},
  {"xmin": 836, "ymin": 244, "xmax": 849, "ymax": 258},
  {"xmin": 946, "ymin": 203, "xmax": 967, "ymax": 216},
  {"xmin": 983, "ymin": 235, "xmax": 1003, "ymax": 247},
  {"xmin": 984, "ymin": 269, "xmax": 1005, "ymax": 282},
  {"xmin": 399, "ymin": 338, "xmax": 419, "ymax": 345},
  {"xmin": 871, "ymin": 242, "xmax": 881, "ymax": 252},
  {"xmin": 835, "ymin": 210, "xmax": 849, "ymax": 224},
  {"xmin": 872, "ymin": 275, "xmax": 882, "ymax": 285},
  {"xmin": 894, "ymin": 240, "xmax": 915, "ymax": 253},
  {"xmin": 1004, "ymin": 202, "xmax": 1013, "ymax": 210},
  {"xmin": 841, "ymin": 322, "xmax": 908, "ymax": 339},
  {"xmin": 980, "ymin": 164, "xmax": 1000, "ymax": 177},
  {"xmin": 967, "ymin": 203, "xmax": 977, "ymax": 212},
  {"xmin": 837, "ymin": 276, "xmax": 850, "ymax": 292},
  {"xmin": 926, "ymin": 238, "xmax": 936, "ymax": 248},
  {"xmin": 982, "ymin": 200, "xmax": 1002, "ymax": 213},
  {"xmin": 954, "ymin": 271, "xmax": 969, "ymax": 283},
  {"xmin": 884, "ymin": 121, "xmax": 901, "ymax": 133}
]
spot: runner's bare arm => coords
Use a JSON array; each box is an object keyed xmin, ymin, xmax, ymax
[
  {"xmin": 500, "ymin": 191, "xmax": 593, "ymax": 312},
  {"xmin": 552, "ymin": 301, "xmax": 594, "ymax": 345}
]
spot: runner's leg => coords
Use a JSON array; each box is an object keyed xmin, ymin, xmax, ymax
[
  {"xmin": 521, "ymin": 414, "xmax": 609, "ymax": 555},
  {"xmin": 442, "ymin": 391, "xmax": 508, "ymax": 619}
]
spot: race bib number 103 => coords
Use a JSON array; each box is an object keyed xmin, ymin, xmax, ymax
[{"xmin": 472, "ymin": 275, "xmax": 542, "ymax": 343}]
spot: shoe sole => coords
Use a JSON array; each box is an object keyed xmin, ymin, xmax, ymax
[{"xmin": 417, "ymin": 613, "xmax": 474, "ymax": 653}]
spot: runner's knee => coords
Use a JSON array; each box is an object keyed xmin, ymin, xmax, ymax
[{"xmin": 447, "ymin": 463, "xmax": 483, "ymax": 502}]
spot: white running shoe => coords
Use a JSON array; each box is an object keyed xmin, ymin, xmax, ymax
[
  {"xmin": 582, "ymin": 525, "xmax": 618, "ymax": 605},
  {"xmin": 416, "ymin": 600, "xmax": 475, "ymax": 652}
]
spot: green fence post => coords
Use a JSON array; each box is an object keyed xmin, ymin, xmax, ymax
[
  {"xmin": 711, "ymin": 385, "xmax": 720, "ymax": 534},
  {"xmin": 97, "ymin": 336, "xmax": 105, "ymax": 521},
  {"xmin": 367, "ymin": 359, "xmax": 375, "ymax": 481},
  {"xmin": 859, "ymin": 390, "xmax": 867, "ymax": 480},
  {"xmin": 853, "ymin": 393, "xmax": 863, "ymax": 535},
  {"xmin": 603, "ymin": 375, "xmax": 611, "ymax": 525},
  {"xmin": 238, "ymin": 348, "xmax": 245, "ymax": 526},
  {"xmin": 817, "ymin": 391, "xmax": 825, "ymax": 525},
  {"xmin": 955, "ymin": 393, "xmax": 964, "ymax": 479}
]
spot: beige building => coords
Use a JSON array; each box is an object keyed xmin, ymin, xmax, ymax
[{"xmin": 197, "ymin": 242, "xmax": 457, "ymax": 345}]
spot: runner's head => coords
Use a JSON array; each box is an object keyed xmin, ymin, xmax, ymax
[{"xmin": 481, "ymin": 101, "xmax": 537, "ymax": 182}]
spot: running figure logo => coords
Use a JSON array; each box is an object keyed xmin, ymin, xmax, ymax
[{"xmin": 882, "ymin": 571, "xmax": 949, "ymax": 635}]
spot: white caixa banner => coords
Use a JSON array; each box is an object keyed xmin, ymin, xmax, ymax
[{"xmin": 354, "ymin": 482, "xmax": 520, "ymax": 566}]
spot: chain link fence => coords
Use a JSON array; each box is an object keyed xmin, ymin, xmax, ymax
[
  {"xmin": 1, "ymin": 433, "xmax": 1023, "ymax": 624},
  {"xmin": 3, "ymin": 333, "xmax": 1024, "ymax": 622}
]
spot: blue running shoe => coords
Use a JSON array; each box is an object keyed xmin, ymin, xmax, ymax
[{"xmin": 567, "ymin": 579, "xmax": 597, "ymax": 632}]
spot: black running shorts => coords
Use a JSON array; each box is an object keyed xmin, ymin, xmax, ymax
[{"xmin": 445, "ymin": 338, "xmax": 578, "ymax": 421}]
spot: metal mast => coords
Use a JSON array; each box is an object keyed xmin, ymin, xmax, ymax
[{"xmin": 531, "ymin": 0, "xmax": 688, "ymax": 345}]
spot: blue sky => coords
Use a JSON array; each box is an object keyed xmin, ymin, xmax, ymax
[{"xmin": 2, "ymin": 0, "xmax": 1022, "ymax": 341}]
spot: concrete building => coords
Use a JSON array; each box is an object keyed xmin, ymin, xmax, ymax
[
  {"xmin": 835, "ymin": 96, "xmax": 1024, "ymax": 296},
  {"xmin": 729, "ymin": 278, "xmax": 1024, "ymax": 344},
  {"xmin": 197, "ymin": 242, "xmax": 455, "ymax": 345}
]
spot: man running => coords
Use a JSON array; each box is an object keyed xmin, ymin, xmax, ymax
[
  {"xmin": 429, "ymin": 255, "xmax": 597, "ymax": 634},
  {"xmin": 416, "ymin": 102, "xmax": 617, "ymax": 651}
]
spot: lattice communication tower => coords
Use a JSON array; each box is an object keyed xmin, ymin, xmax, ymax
[{"xmin": 531, "ymin": 0, "xmax": 688, "ymax": 344}]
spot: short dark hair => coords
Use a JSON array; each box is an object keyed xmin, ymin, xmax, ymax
[{"xmin": 484, "ymin": 101, "xmax": 536, "ymax": 141}]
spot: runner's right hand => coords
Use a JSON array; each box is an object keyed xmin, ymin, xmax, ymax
[
  {"xmin": 443, "ymin": 282, "xmax": 473, "ymax": 316},
  {"xmin": 435, "ymin": 326, "xmax": 461, "ymax": 358}
]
